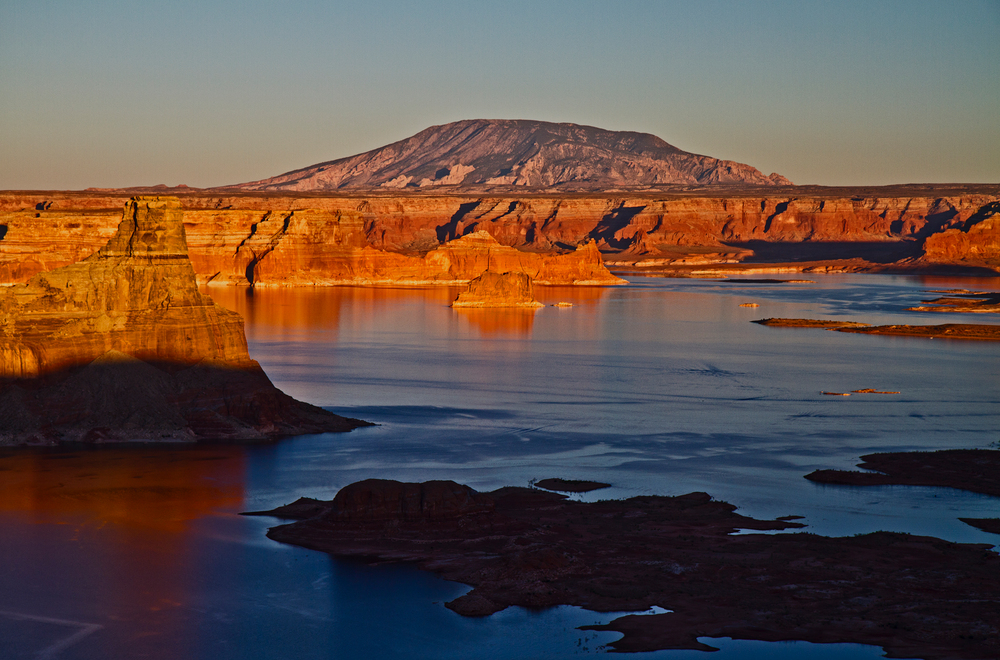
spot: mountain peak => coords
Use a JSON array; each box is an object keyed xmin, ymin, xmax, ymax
[{"xmin": 233, "ymin": 119, "xmax": 791, "ymax": 191}]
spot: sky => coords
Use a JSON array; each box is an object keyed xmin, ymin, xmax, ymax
[{"xmin": 1, "ymin": 0, "xmax": 998, "ymax": 189}]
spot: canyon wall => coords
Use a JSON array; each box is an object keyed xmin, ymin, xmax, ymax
[
  {"xmin": 1, "ymin": 187, "xmax": 998, "ymax": 285},
  {"xmin": 921, "ymin": 201, "xmax": 1000, "ymax": 270}
]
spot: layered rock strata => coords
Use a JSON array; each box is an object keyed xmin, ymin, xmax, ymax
[
  {"xmin": 253, "ymin": 478, "xmax": 1000, "ymax": 660},
  {"xmin": 922, "ymin": 202, "xmax": 1000, "ymax": 269},
  {"xmin": 1, "ymin": 186, "xmax": 998, "ymax": 285},
  {"xmin": 0, "ymin": 196, "xmax": 366, "ymax": 444},
  {"xmin": 451, "ymin": 271, "xmax": 544, "ymax": 308}
]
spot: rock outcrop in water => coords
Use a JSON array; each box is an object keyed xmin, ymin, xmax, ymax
[
  {"xmin": 451, "ymin": 271, "xmax": 543, "ymax": 308},
  {"xmin": 0, "ymin": 196, "xmax": 367, "ymax": 444},
  {"xmin": 252, "ymin": 478, "xmax": 1000, "ymax": 660},
  {"xmin": 231, "ymin": 119, "xmax": 793, "ymax": 190}
]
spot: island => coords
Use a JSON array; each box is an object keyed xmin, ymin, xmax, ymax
[
  {"xmin": 451, "ymin": 271, "xmax": 544, "ymax": 308},
  {"xmin": 250, "ymin": 478, "xmax": 1000, "ymax": 660}
]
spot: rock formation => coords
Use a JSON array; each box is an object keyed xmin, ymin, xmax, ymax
[
  {"xmin": 0, "ymin": 196, "xmax": 367, "ymax": 444},
  {"xmin": 1, "ymin": 186, "xmax": 999, "ymax": 286},
  {"xmin": 0, "ymin": 196, "xmax": 250, "ymax": 376},
  {"xmin": 231, "ymin": 119, "xmax": 792, "ymax": 191},
  {"xmin": 251, "ymin": 478, "xmax": 1000, "ymax": 660},
  {"xmin": 922, "ymin": 201, "xmax": 1000, "ymax": 270},
  {"xmin": 451, "ymin": 271, "xmax": 543, "ymax": 308},
  {"xmin": 194, "ymin": 224, "xmax": 625, "ymax": 287}
]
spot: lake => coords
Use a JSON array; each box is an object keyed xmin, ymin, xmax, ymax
[{"xmin": 2, "ymin": 274, "xmax": 998, "ymax": 659}]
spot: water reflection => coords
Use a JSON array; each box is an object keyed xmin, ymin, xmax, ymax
[
  {"xmin": 0, "ymin": 447, "xmax": 247, "ymax": 660},
  {"xmin": 915, "ymin": 274, "xmax": 1000, "ymax": 290},
  {"xmin": 453, "ymin": 308, "xmax": 538, "ymax": 336},
  {"xmin": 205, "ymin": 283, "xmax": 614, "ymax": 341},
  {"xmin": 0, "ymin": 447, "xmax": 245, "ymax": 529}
]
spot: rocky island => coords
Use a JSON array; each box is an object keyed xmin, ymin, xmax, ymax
[
  {"xmin": 451, "ymin": 271, "xmax": 544, "ymax": 308},
  {"xmin": 251, "ymin": 478, "xmax": 1000, "ymax": 660},
  {"xmin": 0, "ymin": 196, "xmax": 367, "ymax": 445}
]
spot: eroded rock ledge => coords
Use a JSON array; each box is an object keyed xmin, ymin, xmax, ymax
[
  {"xmin": 252, "ymin": 478, "xmax": 999, "ymax": 660},
  {"xmin": 0, "ymin": 196, "xmax": 367, "ymax": 444}
]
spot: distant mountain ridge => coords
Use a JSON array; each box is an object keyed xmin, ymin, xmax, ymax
[{"xmin": 232, "ymin": 119, "xmax": 792, "ymax": 191}]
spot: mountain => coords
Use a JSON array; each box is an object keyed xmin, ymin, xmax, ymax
[{"xmin": 232, "ymin": 119, "xmax": 792, "ymax": 191}]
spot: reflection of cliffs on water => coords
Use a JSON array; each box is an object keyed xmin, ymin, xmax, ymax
[
  {"xmin": 0, "ymin": 446, "xmax": 246, "ymax": 647},
  {"xmin": 454, "ymin": 308, "xmax": 539, "ymax": 337},
  {"xmin": 0, "ymin": 446, "xmax": 245, "ymax": 530},
  {"xmin": 0, "ymin": 197, "xmax": 367, "ymax": 445},
  {"xmin": 206, "ymin": 284, "xmax": 613, "ymax": 341}
]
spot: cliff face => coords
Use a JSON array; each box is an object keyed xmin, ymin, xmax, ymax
[
  {"xmin": 0, "ymin": 197, "xmax": 249, "ymax": 376},
  {"xmin": 1, "ymin": 187, "xmax": 998, "ymax": 285},
  {"xmin": 0, "ymin": 196, "xmax": 366, "ymax": 444},
  {"xmin": 185, "ymin": 210, "xmax": 623, "ymax": 286},
  {"xmin": 232, "ymin": 119, "xmax": 792, "ymax": 191},
  {"xmin": 922, "ymin": 201, "xmax": 1000, "ymax": 269}
]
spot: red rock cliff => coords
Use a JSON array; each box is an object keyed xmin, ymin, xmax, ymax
[
  {"xmin": 0, "ymin": 197, "xmax": 249, "ymax": 376},
  {"xmin": 1, "ymin": 187, "xmax": 998, "ymax": 283},
  {"xmin": 0, "ymin": 196, "xmax": 367, "ymax": 444}
]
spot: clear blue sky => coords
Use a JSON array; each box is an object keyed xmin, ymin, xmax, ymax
[{"xmin": 2, "ymin": 0, "xmax": 997, "ymax": 189}]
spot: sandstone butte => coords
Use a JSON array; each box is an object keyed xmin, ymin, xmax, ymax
[
  {"xmin": 0, "ymin": 196, "xmax": 367, "ymax": 445},
  {"xmin": 451, "ymin": 271, "xmax": 544, "ymax": 308},
  {"xmin": 1, "ymin": 186, "xmax": 998, "ymax": 287}
]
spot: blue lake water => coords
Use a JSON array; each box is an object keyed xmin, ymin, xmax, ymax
[{"xmin": 1, "ymin": 274, "xmax": 998, "ymax": 659}]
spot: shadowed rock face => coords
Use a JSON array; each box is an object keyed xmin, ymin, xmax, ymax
[
  {"xmin": 232, "ymin": 119, "xmax": 793, "ymax": 191},
  {"xmin": 0, "ymin": 196, "xmax": 368, "ymax": 444},
  {"xmin": 322, "ymin": 479, "xmax": 495, "ymax": 522}
]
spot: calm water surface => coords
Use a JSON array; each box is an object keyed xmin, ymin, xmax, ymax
[{"xmin": 2, "ymin": 274, "xmax": 998, "ymax": 659}]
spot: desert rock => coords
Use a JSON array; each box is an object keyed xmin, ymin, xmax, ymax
[
  {"xmin": 0, "ymin": 196, "xmax": 367, "ymax": 444},
  {"xmin": 451, "ymin": 271, "xmax": 543, "ymax": 308}
]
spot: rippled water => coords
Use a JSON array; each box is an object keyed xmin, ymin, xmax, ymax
[{"xmin": 2, "ymin": 274, "xmax": 998, "ymax": 659}]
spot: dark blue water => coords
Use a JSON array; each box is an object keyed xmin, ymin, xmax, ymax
[{"xmin": 2, "ymin": 274, "xmax": 998, "ymax": 659}]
